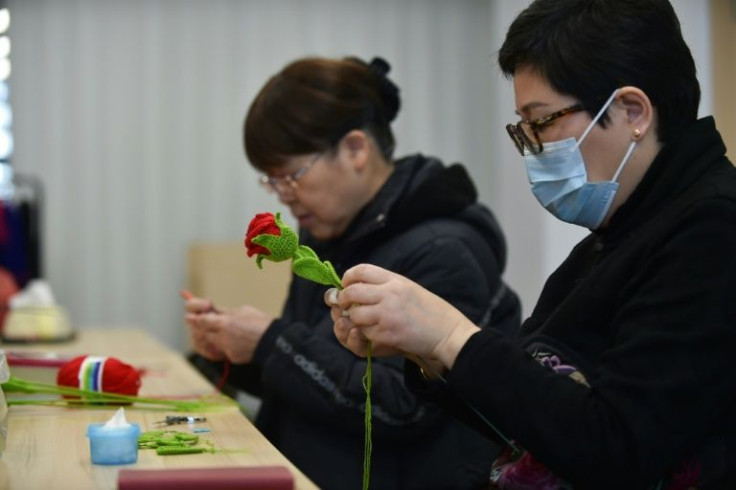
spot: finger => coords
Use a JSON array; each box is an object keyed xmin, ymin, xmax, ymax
[
  {"xmin": 204, "ymin": 329, "xmax": 223, "ymax": 348},
  {"xmin": 335, "ymin": 282, "xmax": 384, "ymax": 310},
  {"xmin": 335, "ymin": 315, "xmax": 368, "ymax": 347},
  {"xmin": 201, "ymin": 341, "xmax": 225, "ymax": 361},
  {"xmin": 341, "ymin": 314, "xmax": 355, "ymax": 330},
  {"xmin": 346, "ymin": 326, "xmax": 372, "ymax": 358},
  {"xmin": 341, "ymin": 303, "xmax": 379, "ymax": 328},
  {"xmin": 329, "ymin": 305, "xmax": 344, "ymax": 323},
  {"xmin": 333, "ymin": 316, "xmax": 352, "ymax": 345},
  {"xmin": 342, "ymin": 263, "xmax": 393, "ymax": 287},
  {"xmin": 193, "ymin": 312, "xmax": 225, "ymax": 334},
  {"xmin": 324, "ymin": 288, "xmax": 339, "ymax": 306},
  {"xmin": 325, "ymin": 288, "xmax": 362, "ymax": 320},
  {"xmin": 184, "ymin": 313, "xmax": 200, "ymax": 328},
  {"xmin": 186, "ymin": 315, "xmax": 213, "ymax": 334},
  {"xmin": 184, "ymin": 298, "xmax": 214, "ymax": 313}
]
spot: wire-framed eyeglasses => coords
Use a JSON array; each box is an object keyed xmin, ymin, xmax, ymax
[
  {"xmin": 506, "ymin": 103, "xmax": 585, "ymax": 155},
  {"xmin": 259, "ymin": 153, "xmax": 322, "ymax": 195}
]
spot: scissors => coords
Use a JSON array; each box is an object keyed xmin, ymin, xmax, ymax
[{"xmin": 154, "ymin": 415, "xmax": 207, "ymax": 426}]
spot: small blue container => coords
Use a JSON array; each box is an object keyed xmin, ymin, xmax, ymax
[{"xmin": 86, "ymin": 422, "xmax": 141, "ymax": 465}]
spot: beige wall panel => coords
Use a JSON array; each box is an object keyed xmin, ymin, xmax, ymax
[{"xmin": 711, "ymin": 0, "xmax": 736, "ymax": 161}]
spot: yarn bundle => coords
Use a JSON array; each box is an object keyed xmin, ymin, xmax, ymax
[
  {"xmin": 3, "ymin": 354, "xmax": 232, "ymax": 412},
  {"xmin": 57, "ymin": 355, "xmax": 141, "ymax": 397}
]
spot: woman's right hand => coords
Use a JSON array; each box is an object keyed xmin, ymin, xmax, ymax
[
  {"xmin": 326, "ymin": 264, "xmax": 480, "ymax": 370},
  {"xmin": 182, "ymin": 292, "xmax": 226, "ymax": 361},
  {"xmin": 183, "ymin": 294, "xmax": 218, "ymax": 316}
]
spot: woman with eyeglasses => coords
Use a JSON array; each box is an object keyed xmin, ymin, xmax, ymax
[
  {"xmin": 184, "ymin": 55, "xmax": 520, "ymax": 490},
  {"xmin": 329, "ymin": 1, "xmax": 736, "ymax": 488}
]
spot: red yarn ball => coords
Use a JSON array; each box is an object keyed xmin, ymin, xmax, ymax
[{"xmin": 57, "ymin": 355, "xmax": 141, "ymax": 397}]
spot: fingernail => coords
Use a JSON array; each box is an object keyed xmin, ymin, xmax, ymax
[
  {"xmin": 328, "ymin": 288, "xmax": 339, "ymax": 305},
  {"xmin": 341, "ymin": 309, "xmax": 350, "ymax": 317}
]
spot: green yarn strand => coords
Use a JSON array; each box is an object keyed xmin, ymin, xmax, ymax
[
  {"xmin": 2, "ymin": 376, "xmax": 233, "ymax": 412},
  {"xmin": 248, "ymin": 212, "xmax": 374, "ymax": 488},
  {"xmin": 156, "ymin": 446, "xmax": 207, "ymax": 456},
  {"xmin": 362, "ymin": 341, "xmax": 373, "ymax": 490}
]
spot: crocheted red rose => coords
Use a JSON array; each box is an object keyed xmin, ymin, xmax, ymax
[
  {"xmin": 244, "ymin": 212, "xmax": 342, "ymax": 287},
  {"xmin": 245, "ymin": 212, "xmax": 281, "ymax": 258}
]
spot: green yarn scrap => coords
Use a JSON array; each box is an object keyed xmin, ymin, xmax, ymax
[
  {"xmin": 156, "ymin": 446, "xmax": 209, "ymax": 456},
  {"xmin": 138, "ymin": 430, "xmax": 214, "ymax": 456}
]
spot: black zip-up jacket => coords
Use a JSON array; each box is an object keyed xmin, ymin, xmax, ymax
[
  {"xmin": 197, "ymin": 154, "xmax": 520, "ymax": 489},
  {"xmin": 415, "ymin": 117, "xmax": 736, "ymax": 489}
]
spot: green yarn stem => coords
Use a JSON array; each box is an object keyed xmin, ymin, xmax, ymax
[
  {"xmin": 2, "ymin": 376, "xmax": 234, "ymax": 412},
  {"xmin": 362, "ymin": 341, "xmax": 373, "ymax": 490},
  {"xmin": 250, "ymin": 212, "xmax": 374, "ymax": 487},
  {"xmin": 156, "ymin": 446, "xmax": 208, "ymax": 455}
]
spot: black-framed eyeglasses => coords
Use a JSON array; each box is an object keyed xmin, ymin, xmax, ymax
[
  {"xmin": 259, "ymin": 153, "xmax": 322, "ymax": 195},
  {"xmin": 506, "ymin": 104, "xmax": 585, "ymax": 155}
]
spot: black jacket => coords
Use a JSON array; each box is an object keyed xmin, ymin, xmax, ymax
[
  {"xmin": 202, "ymin": 154, "xmax": 520, "ymax": 489},
  {"xmin": 429, "ymin": 118, "xmax": 736, "ymax": 489}
]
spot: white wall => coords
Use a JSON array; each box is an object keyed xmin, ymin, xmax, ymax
[
  {"xmin": 6, "ymin": 0, "xmax": 713, "ymax": 351},
  {"xmin": 7, "ymin": 0, "xmax": 496, "ymax": 350}
]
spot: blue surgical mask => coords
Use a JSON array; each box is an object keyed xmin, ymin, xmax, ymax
[{"xmin": 523, "ymin": 89, "xmax": 637, "ymax": 229}]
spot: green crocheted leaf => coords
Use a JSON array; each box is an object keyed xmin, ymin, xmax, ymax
[
  {"xmin": 294, "ymin": 244, "xmax": 319, "ymax": 261},
  {"xmin": 292, "ymin": 256, "xmax": 342, "ymax": 288},
  {"xmin": 323, "ymin": 260, "xmax": 343, "ymax": 289}
]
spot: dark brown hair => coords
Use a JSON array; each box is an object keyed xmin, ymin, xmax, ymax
[{"xmin": 244, "ymin": 56, "xmax": 401, "ymax": 172}]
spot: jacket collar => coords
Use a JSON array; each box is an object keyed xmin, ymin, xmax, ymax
[
  {"xmin": 303, "ymin": 154, "xmax": 478, "ymax": 249},
  {"xmin": 343, "ymin": 154, "xmax": 478, "ymax": 244},
  {"xmin": 599, "ymin": 117, "xmax": 727, "ymax": 241}
]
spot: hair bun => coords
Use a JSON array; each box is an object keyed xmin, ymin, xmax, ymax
[
  {"xmin": 368, "ymin": 57, "xmax": 401, "ymax": 123},
  {"xmin": 369, "ymin": 57, "xmax": 391, "ymax": 77}
]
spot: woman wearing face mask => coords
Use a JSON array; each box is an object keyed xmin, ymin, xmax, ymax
[
  {"xmin": 184, "ymin": 56, "xmax": 520, "ymax": 490},
  {"xmin": 329, "ymin": 1, "xmax": 736, "ymax": 488}
]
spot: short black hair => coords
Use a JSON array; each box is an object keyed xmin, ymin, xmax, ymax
[{"xmin": 498, "ymin": 0, "xmax": 700, "ymax": 141}]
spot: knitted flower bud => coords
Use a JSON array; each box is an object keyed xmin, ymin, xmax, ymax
[
  {"xmin": 245, "ymin": 212, "xmax": 299, "ymax": 268},
  {"xmin": 245, "ymin": 212, "xmax": 342, "ymax": 288}
]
